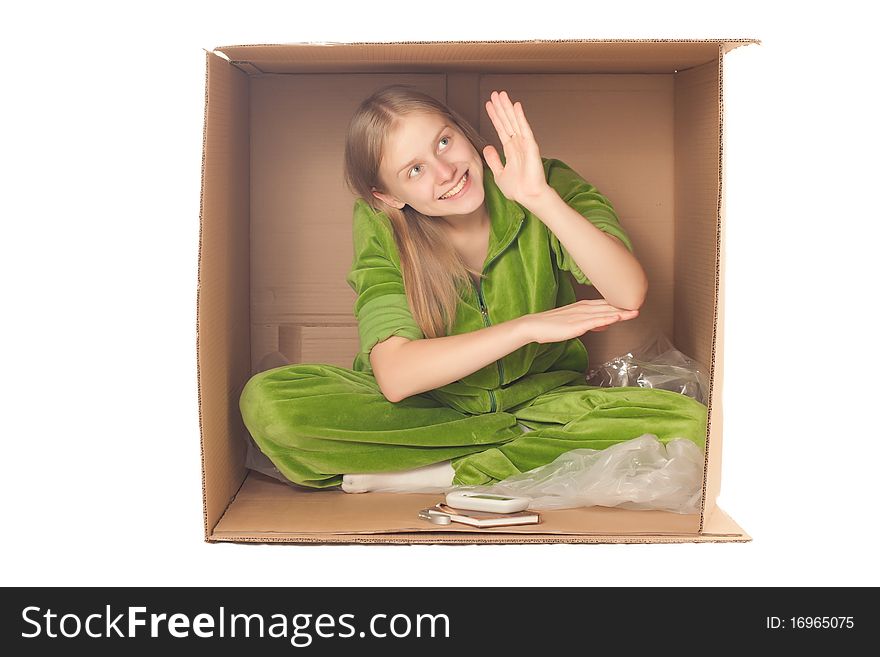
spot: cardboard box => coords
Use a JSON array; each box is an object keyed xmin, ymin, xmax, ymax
[{"xmin": 198, "ymin": 39, "xmax": 757, "ymax": 544}]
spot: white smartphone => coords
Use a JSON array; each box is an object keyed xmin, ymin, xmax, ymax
[{"xmin": 444, "ymin": 491, "xmax": 531, "ymax": 513}]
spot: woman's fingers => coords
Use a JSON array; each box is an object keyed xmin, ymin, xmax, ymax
[
  {"xmin": 497, "ymin": 91, "xmax": 535, "ymax": 143},
  {"xmin": 485, "ymin": 99, "xmax": 509, "ymax": 143},
  {"xmin": 586, "ymin": 311, "xmax": 624, "ymax": 321},
  {"xmin": 578, "ymin": 298, "xmax": 632, "ymax": 307},
  {"xmin": 498, "ymin": 91, "xmax": 529, "ymax": 140},
  {"xmin": 577, "ymin": 299, "xmax": 625, "ymax": 307},
  {"xmin": 512, "ymin": 99, "xmax": 535, "ymax": 141},
  {"xmin": 584, "ymin": 315, "xmax": 621, "ymax": 330},
  {"xmin": 575, "ymin": 299, "xmax": 639, "ymax": 315},
  {"xmin": 489, "ymin": 91, "xmax": 516, "ymax": 139},
  {"xmin": 498, "ymin": 91, "xmax": 519, "ymax": 135},
  {"xmin": 580, "ymin": 308, "xmax": 638, "ymax": 330}
]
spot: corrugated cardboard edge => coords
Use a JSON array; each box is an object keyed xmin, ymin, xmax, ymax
[
  {"xmin": 208, "ymin": 536, "xmax": 748, "ymax": 545},
  {"xmin": 198, "ymin": 49, "xmax": 211, "ymax": 541},
  {"xmin": 198, "ymin": 49, "xmax": 252, "ymax": 540},
  {"xmin": 721, "ymin": 40, "xmax": 761, "ymax": 54},
  {"xmin": 700, "ymin": 44, "xmax": 727, "ymax": 533},
  {"xmin": 208, "ymin": 525, "xmax": 749, "ymax": 545},
  {"xmin": 214, "ymin": 39, "xmax": 761, "ymax": 76},
  {"xmin": 699, "ymin": 40, "xmax": 760, "ymax": 531},
  {"xmin": 206, "ymin": 492, "xmax": 749, "ymax": 545},
  {"xmin": 215, "ymin": 38, "xmax": 762, "ymax": 50}
]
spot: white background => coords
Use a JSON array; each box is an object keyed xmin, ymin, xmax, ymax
[{"xmin": 2, "ymin": 0, "xmax": 877, "ymax": 587}]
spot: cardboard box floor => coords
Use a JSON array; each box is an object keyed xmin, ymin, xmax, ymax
[{"xmin": 198, "ymin": 39, "xmax": 757, "ymax": 544}]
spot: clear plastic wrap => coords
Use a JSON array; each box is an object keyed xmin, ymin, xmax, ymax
[
  {"xmin": 451, "ymin": 434, "xmax": 704, "ymax": 514},
  {"xmin": 586, "ymin": 333, "xmax": 710, "ymax": 404}
]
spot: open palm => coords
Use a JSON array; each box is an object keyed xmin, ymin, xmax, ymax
[{"xmin": 483, "ymin": 90, "xmax": 550, "ymax": 204}]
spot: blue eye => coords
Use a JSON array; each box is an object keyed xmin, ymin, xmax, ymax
[{"xmin": 407, "ymin": 136, "xmax": 452, "ymax": 178}]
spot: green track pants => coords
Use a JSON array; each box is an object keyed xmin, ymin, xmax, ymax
[{"xmin": 238, "ymin": 363, "xmax": 708, "ymax": 489}]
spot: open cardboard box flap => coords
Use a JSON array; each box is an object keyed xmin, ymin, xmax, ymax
[{"xmin": 199, "ymin": 39, "xmax": 758, "ymax": 544}]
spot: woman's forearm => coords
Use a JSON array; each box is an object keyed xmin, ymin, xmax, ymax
[
  {"xmin": 524, "ymin": 187, "xmax": 647, "ymax": 310},
  {"xmin": 373, "ymin": 318, "xmax": 532, "ymax": 402}
]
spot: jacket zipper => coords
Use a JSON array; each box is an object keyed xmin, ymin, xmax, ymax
[
  {"xmin": 472, "ymin": 216, "xmax": 523, "ymax": 413},
  {"xmin": 474, "ymin": 277, "xmax": 502, "ymax": 413}
]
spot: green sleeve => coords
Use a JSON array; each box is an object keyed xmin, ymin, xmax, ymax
[
  {"xmin": 345, "ymin": 200, "xmax": 424, "ymax": 359},
  {"xmin": 543, "ymin": 158, "xmax": 635, "ymax": 286}
]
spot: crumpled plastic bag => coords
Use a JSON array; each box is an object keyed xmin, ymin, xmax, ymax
[
  {"xmin": 452, "ymin": 434, "xmax": 704, "ymax": 514},
  {"xmin": 586, "ymin": 333, "xmax": 709, "ymax": 404}
]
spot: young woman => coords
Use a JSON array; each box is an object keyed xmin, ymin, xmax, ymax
[{"xmin": 239, "ymin": 85, "xmax": 708, "ymax": 493}]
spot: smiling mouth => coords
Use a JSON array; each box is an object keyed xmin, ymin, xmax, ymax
[{"xmin": 438, "ymin": 170, "xmax": 469, "ymax": 200}]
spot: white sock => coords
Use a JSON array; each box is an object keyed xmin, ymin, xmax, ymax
[{"xmin": 342, "ymin": 460, "xmax": 455, "ymax": 494}]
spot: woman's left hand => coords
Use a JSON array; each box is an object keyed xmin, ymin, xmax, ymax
[{"xmin": 483, "ymin": 90, "xmax": 552, "ymax": 205}]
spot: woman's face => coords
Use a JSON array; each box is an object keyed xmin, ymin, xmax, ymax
[{"xmin": 372, "ymin": 112, "xmax": 485, "ymax": 219}]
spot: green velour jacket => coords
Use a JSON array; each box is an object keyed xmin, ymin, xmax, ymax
[{"xmin": 345, "ymin": 157, "xmax": 635, "ymax": 416}]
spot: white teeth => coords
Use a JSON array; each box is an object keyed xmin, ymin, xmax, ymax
[{"xmin": 440, "ymin": 171, "xmax": 468, "ymax": 199}]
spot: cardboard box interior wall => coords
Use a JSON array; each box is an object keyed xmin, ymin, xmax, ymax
[{"xmin": 198, "ymin": 39, "xmax": 758, "ymax": 544}]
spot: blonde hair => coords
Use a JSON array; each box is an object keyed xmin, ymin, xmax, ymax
[{"xmin": 343, "ymin": 84, "xmax": 490, "ymax": 339}]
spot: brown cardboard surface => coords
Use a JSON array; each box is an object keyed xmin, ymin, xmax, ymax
[
  {"xmin": 198, "ymin": 39, "xmax": 757, "ymax": 545},
  {"xmin": 198, "ymin": 50, "xmax": 252, "ymax": 538},
  {"xmin": 208, "ymin": 475, "xmax": 748, "ymax": 544},
  {"xmin": 209, "ymin": 472, "xmax": 749, "ymax": 543},
  {"xmin": 702, "ymin": 504, "xmax": 750, "ymax": 540},
  {"xmin": 278, "ymin": 324, "xmax": 360, "ymax": 368},
  {"xmin": 215, "ymin": 40, "xmax": 758, "ymax": 75},
  {"xmin": 673, "ymin": 57, "xmax": 726, "ymax": 524},
  {"xmin": 210, "ymin": 534, "xmax": 749, "ymax": 545},
  {"xmin": 705, "ymin": 55, "xmax": 728, "ymax": 525},
  {"xmin": 673, "ymin": 58, "xmax": 722, "ymax": 376},
  {"xmin": 214, "ymin": 471, "xmax": 702, "ymax": 536}
]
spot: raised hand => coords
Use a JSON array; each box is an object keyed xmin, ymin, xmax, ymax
[{"xmin": 483, "ymin": 90, "xmax": 551, "ymax": 205}]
